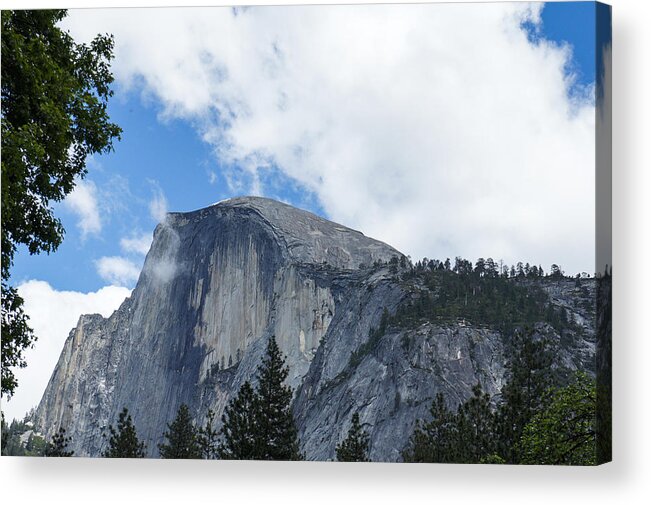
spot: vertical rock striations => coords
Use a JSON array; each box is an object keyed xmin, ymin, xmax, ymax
[
  {"xmin": 34, "ymin": 197, "xmax": 598, "ymax": 460},
  {"xmin": 34, "ymin": 197, "xmax": 402, "ymax": 456}
]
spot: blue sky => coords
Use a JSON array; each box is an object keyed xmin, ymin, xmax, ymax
[
  {"xmin": 4, "ymin": 2, "xmax": 608, "ymax": 421},
  {"xmin": 532, "ymin": 1, "xmax": 597, "ymax": 90}
]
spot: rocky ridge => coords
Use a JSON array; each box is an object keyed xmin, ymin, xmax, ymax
[{"xmin": 34, "ymin": 197, "xmax": 597, "ymax": 460}]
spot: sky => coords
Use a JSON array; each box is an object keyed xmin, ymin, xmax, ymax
[{"xmin": 3, "ymin": 1, "xmax": 604, "ymax": 422}]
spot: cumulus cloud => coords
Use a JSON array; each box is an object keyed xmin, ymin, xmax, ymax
[
  {"xmin": 63, "ymin": 3, "xmax": 596, "ymax": 274},
  {"xmin": 95, "ymin": 256, "xmax": 141, "ymax": 285},
  {"xmin": 120, "ymin": 232, "xmax": 153, "ymax": 256},
  {"xmin": 1, "ymin": 281, "xmax": 131, "ymax": 422},
  {"xmin": 63, "ymin": 179, "xmax": 102, "ymax": 238}
]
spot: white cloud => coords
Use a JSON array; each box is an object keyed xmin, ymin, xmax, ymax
[
  {"xmin": 120, "ymin": 232, "xmax": 153, "ymax": 255},
  {"xmin": 63, "ymin": 179, "xmax": 102, "ymax": 238},
  {"xmin": 148, "ymin": 183, "xmax": 168, "ymax": 223},
  {"xmin": 95, "ymin": 256, "xmax": 141, "ymax": 285},
  {"xmin": 63, "ymin": 2, "xmax": 596, "ymax": 274},
  {"xmin": 1, "ymin": 280, "xmax": 131, "ymax": 422}
]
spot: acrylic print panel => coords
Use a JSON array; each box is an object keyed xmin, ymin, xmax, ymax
[{"xmin": 1, "ymin": 1, "xmax": 611, "ymax": 464}]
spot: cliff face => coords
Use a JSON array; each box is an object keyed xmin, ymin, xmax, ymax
[{"xmin": 34, "ymin": 197, "xmax": 596, "ymax": 460}]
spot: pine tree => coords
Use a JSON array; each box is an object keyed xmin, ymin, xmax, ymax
[
  {"xmin": 45, "ymin": 427, "xmax": 74, "ymax": 457},
  {"xmin": 158, "ymin": 404, "xmax": 201, "ymax": 459},
  {"xmin": 336, "ymin": 412, "xmax": 370, "ymax": 462},
  {"xmin": 495, "ymin": 328, "xmax": 554, "ymax": 463},
  {"xmin": 454, "ymin": 384, "xmax": 496, "ymax": 463},
  {"xmin": 217, "ymin": 381, "xmax": 259, "ymax": 460},
  {"xmin": 254, "ymin": 336, "xmax": 303, "ymax": 460},
  {"xmin": 197, "ymin": 409, "xmax": 220, "ymax": 459},
  {"xmin": 403, "ymin": 386, "xmax": 497, "ymax": 464},
  {"xmin": 102, "ymin": 408, "xmax": 146, "ymax": 458},
  {"xmin": 402, "ymin": 393, "xmax": 456, "ymax": 462},
  {"xmin": 218, "ymin": 336, "xmax": 303, "ymax": 461}
]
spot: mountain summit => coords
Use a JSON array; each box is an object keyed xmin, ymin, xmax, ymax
[{"xmin": 35, "ymin": 198, "xmax": 596, "ymax": 460}]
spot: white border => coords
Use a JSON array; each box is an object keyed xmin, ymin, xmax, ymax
[{"xmin": 1, "ymin": 1, "xmax": 649, "ymax": 503}]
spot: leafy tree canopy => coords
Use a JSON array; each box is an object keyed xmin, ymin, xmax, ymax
[
  {"xmin": 518, "ymin": 372, "xmax": 596, "ymax": 465},
  {"xmin": 1, "ymin": 9, "xmax": 121, "ymax": 397}
]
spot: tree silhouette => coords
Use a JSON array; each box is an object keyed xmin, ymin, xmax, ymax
[
  {"xmin": 159, "ymin": 404, "xmax": 201, "ymax": 459},
  {"xmin": 103, "ymin": 408, "xmax": 146, "ymax": 458},
  {"xmin": 336, "ymin": 412, "xmax": 370, "ymax": 462},
  {"xmin": 45, "ymin": 427, "xmax": 74, "ymax": 457},
  {"xmin": 218, "ymin": 337, "xmax": 303, "ymax": 460}
]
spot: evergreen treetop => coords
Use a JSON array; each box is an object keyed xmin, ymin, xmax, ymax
[
  {"xmin": 102, "ymin": 407, "xmax": 146, "ymax": 458},
  {"xmin": 336, "ymin": 412, "xmax": 370, "ymax": 462},
  {"xmin": 197, "ymin": 409, "xmax": 220, "ymax": 460},
  {"xmin": 495, "ymin": 328, "xmax": 554, "ymax": 463},
  {"xmin": 218, "ymin": 336, "xmax": 303, "ymax": 461},
  {"xmin": 45, "ymin": 427, "xmax": 74, "ymax": 457},
  {"xmin": 254, "ymin": 337, "xmax": 303, "ymax": 461},
  {"xmin": 158, "ymin": 404, "xmax": 201, "ymax": 459},
  {"xmin": 218, "ymin": 381, "xmax": 259, "ymax": 460}
]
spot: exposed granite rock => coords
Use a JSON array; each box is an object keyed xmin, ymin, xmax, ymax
[
  {"xmin": 34, "ymin": 197, "xmax": 402, "ymax": 457},
  {"xmin": 293, "ymin": 275, "xmax": 597, "ymax": 461},
  {"xmin": 34, "ymin": 197, "xmax": 597, "ymax": 460}
]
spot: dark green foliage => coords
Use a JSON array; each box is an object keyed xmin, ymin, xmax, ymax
[
  {"xmin": 518, "ymin": 372, "xmax": 596, "ymax": 465},
  {"xmin": 45, "ymin": 427, "xmax": 74, "ymax": 457},
  {"xmin": 393, "ymin": 257, "xmax": 578, "ymax": 337},
  {"xmin": 495, "ymin": 328, "xmax": 554, "ymax": 463},
  {"xmin": 1, "ymin": 412, "xmax": 48, "ymax": 456},
  {"xmin": 454, "ymin": 384, "xmax": 497, "ymax": 462},
  {"xmin": 25, "ymin": 431, "xmax": 48, "ymax": 455},
  {"xmin": 349, "ymin": 307, "xmax": 390, "ymax": 367},
  {"xmin": 336, "ymin": 413, "xmax": 370, "ymax": 462},
  {"xmin": 480, "ymin": 454, "xmax": 506, "ymax": 464},
  {"xmin": 103, "ymin": 408, "xmax": 146, "ymax": 458},
  {"xmin": 404, "ymin": 331, "xmax": 597, "ymax": 465},
  {"xmin": 596, "ymin": 269, "xmax": 612, "ymax": 464},
  {"xmin": 403, "ymin": 386, "xmax": 496, "ymax": 464},
  {"xmin": 346, "ymin": 257, "xmax": 579, "ymax": 392},
  {"xmin": 253, "ymin": 337, "xmax": 303, "ymax": 460},
  {"xmin": 197, "ymin": 409, "xmax": 220, "ymax": 459},
  {"xmin": 218, "ymin": 381, "xmax": 259, "ymax": 460},
  {"xmin": 159, "ymin": 404, "xmax": 201, "ymax": 459},
  {"xmin": 402, "ymin": 394, "xmax": 456, "ymax": 463},
  {"xmin": 218, "ymin": 337, "xmax": 303, "ymax": 461},
  {"xmin": 1, "ymin": 416, "xmax": 21, "ymax": 456},
  {"xmin": 1, "ymin": 10, "xmax": 121, "ymax": 398},
  {"xmin": 1, "ymin": 285, "xmax": 34, "ymax": 398},
  {"xmin": 209, "ymin": 362, "xmax": 220, "ymax": 377}
]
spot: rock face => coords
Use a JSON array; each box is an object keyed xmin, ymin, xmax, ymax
[{"xmin": 34, "ymin": 197, "xmax": 597, "ymax": 460}]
